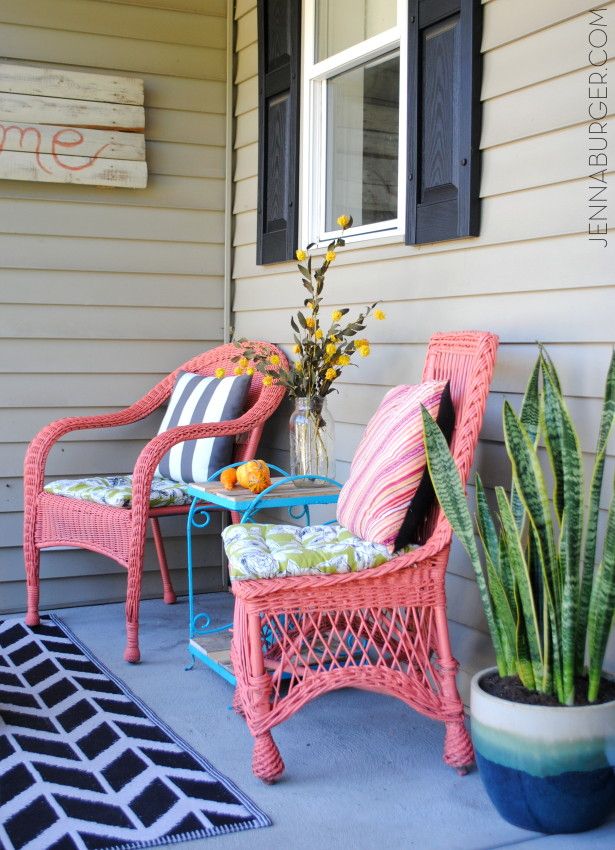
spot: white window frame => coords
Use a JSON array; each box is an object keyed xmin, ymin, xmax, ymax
[{"xmin": 299, "ymin": 0, "xmax": 408, "ymax": 249}]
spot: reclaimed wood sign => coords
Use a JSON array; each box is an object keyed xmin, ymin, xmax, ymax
[{"xmin": 0, "ymin": 63, "xmax": 147, "ymax": 188}]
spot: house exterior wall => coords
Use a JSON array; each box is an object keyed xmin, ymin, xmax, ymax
[
  {"xmin": 232, "ymin": 0, "xmax": 615, "ymax": 697},
  {"xmin": 1, "ymin": 0, "xmax": 228, "ymax": 614}
]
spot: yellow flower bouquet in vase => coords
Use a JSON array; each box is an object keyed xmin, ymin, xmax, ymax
[{"xmin": 232, "ymin": 214, "xmax": 385, "ymax": 487}]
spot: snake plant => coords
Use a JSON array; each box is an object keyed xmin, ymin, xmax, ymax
[{"xmin": 422, "ymin": 348, "xmax": 615, "ymax": 705}]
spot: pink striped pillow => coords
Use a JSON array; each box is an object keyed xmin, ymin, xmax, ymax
[{"xmin": 336, "ymin": 381, "xmax": 449, "ymax": 551}]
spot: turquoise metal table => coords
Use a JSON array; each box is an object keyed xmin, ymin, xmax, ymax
[{"xmin": 185, "ymin": 465, "xmax": 342, "ymax": 684}]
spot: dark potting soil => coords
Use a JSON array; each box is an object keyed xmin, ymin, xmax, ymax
[{"xmin": 480, "ymin": 671, "xmax": 615, "ymax": 707}]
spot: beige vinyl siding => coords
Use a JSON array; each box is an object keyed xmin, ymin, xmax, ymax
[
  {"xmin": 232, "ymin": 0, "xmax": 615, "ymax": 697},
  {"xmin": 0, "ymin": 0, "xmax": 228, "ymax": 614}
]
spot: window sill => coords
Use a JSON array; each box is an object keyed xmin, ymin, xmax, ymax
[{"xmin": 310, "ymin": 230, "xmax": 407, "ymax": 255}]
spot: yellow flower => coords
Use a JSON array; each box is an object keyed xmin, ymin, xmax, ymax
[
  {"xmin": 325, "ymin": 367, "xmax": 337, "ymax": 381},
  {"xmin": 246, "ymin": 367, "xmax": 255, "ymax": 376},
  {"xmin": 295, "ymin": 361, "xmax": 303, "ymax": 371},
  {"xmin": 337, "ymin": 354, "xmax": 351, "ymax": 366},
  {"xmin": 325, "ymin": 342, "xmax": 337, "ymax": 357},
  {"xmin": 296, "ymin": 249, "xmax": 307, "ymax": 262},
  {"xmin": 269, "ymin": 354, "xmax": 280, "ymax": 366},
  {"xmin": 307, "ymin": 300, "xmax": 315, "ymax": 311},
  {"xmin": 238, "ymin": 356, "xmax": 249, "ymax": 368},
  {"xmin": 263, "ymin": 375, "xmax": 273, "ymax": 386},
  {"xmin": 234, "ymin": 366, "xmax": 245, "ymax": 375},
  {"xmin": 332, "ymin": 310, "xmax": 343, "ymax": 322},
  {"xmin": 336, "ymin": 214, "xmax": 351, "ymax": 229},
  {"xmin": 329, "ymin": 335, "xmax": 339, "ymax": 342},
  {"xmin": 293, "ymin": 343, "xmax": 301, "ymax": 354},
  {"xmin": 325, "ymin": 250, "xmax": 336, "ymax": 263},
  {"xmin": 358, "ymin": 345, "xmax": 370, "ymax": 358},
  {"xmin": 374, "ymin": 309, "xmax": 386, "ymax": 320},
  {"xmin": 214, "ymin": 367, "xmax": 225, "ymax": 379},
  {"xmin": 305, "ymin": 316, "xmax": 316, "ymax": 329},
  {"xmin": 315, "ymin": 328, "xmax": 324, "ymax": 339},
  {"xmin": 355, "ymin": 339, "xmax": 369, "ymax": 348}
]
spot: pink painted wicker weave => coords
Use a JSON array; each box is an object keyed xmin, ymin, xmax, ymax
[
  {"xmin": 230, "ymin": 331, "xmax": 499, "ymax": 782},
  {"xmin": 23, "ymin": 342, "xmax": 288, "ymax": 663}
]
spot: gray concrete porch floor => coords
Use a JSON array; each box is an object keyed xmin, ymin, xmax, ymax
[{"xmin": 46, "ymin": 593, "xmax": 615, "ymax": 850}]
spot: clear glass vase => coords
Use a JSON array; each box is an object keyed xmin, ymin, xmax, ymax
[{"xmin": 289, "ymin": 396, "xmax": 335, "ymax": 487}]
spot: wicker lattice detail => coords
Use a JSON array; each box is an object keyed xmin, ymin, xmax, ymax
[{"xmin": 262, "ymin": 604, "xmax": 448, "ymax": 713}]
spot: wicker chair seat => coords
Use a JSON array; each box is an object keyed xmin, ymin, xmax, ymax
[
  {"xmin": 44, "ymin": 475, "xmax": 192, "ymax": 509},
  {"xmin": 223, "ymin": 522, "xmax": 416, "ymax": 580}
]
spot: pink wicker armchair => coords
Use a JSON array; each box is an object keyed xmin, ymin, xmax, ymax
[
  {"xmin": 230, "ymin": 331, "xmax": 498, "ymax": 782},
  {"xmin": 23, "ymin": 342, "xmax": 288, "ymax": 663}
]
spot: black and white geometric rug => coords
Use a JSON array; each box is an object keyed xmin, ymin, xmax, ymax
[{"xmin": 0, "ymin": 616, "xmax": 271, "ymax": 850}]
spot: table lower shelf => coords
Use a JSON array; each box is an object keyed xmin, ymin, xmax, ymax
[{"xmin": 189, "ymin": 631, "xmax": 235, "ymax": 685}]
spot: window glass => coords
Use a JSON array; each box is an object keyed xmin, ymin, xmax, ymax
[
  {"xmin": 316, "ymin": 0, "xmax": 397, "ymax": 62},
  {"xmin": 325, "ymin": 52, "xmax": 400, "ymax": 232}
]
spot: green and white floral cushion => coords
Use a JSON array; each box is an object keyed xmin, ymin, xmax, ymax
[
  {"xmin": 44, "ymin": 475, "xmax": 192, "ymax": 509},
  {"xmin": 222, "ymin": 523, "xmax": 416, "ymax": 581}
]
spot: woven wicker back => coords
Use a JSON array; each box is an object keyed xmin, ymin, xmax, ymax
[
  {"xmin": 178, "ymin": 342, "xmax": 288, "ymax": 464},
  {"xmin": 419, "ymin": 331, "xmax": 499, "ymax": 542},
  {"xmin": 127, "ymin": 341, "xmax": 288, "ymax": 467},
  {"xmin": 178, "ymin": 342, "xmax": 285, "ymax": 412}
]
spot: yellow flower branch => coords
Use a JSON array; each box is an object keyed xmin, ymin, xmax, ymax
[{"xmin": 227, "ymin": 213, "xmax": 385, "ymax": 398}]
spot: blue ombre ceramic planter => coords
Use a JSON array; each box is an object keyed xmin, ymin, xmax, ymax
[{"xmin": 471, "ymin": 668, "xmax": 615, "ymax": 834}]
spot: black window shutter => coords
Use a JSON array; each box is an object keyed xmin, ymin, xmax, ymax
[
  {"xmin": 406, "ymin": 0, "xmax": 482, "ymax": 245},
  {"xmin": 256, "ymin": 0, "xmax": 301, "ymax": 265}
]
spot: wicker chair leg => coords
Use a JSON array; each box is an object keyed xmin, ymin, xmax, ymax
[
  {"xmin": 124, "ymin": 555, "xmax": 143, "ymax": 663},
  {"xmin": 252, "ymin": 731, "xmax": 285, "ymax": 783},
  {"xmin": 150, "ymin": 517, "xmax": 177, "ymax": 604},
  {"xmin": 124, "ymin": 618, "xmax": 140, "ymax": 664},
  {"xmin": 432, "ymin": 604, "xmax": 474, "ymax": 771},
  {"xmin": 24, "ymin": 544, "xmax": 41, "ymax": 627},
  {"xmin": 444, "ymin": 718, "xmax": 474, "ymax": 773}
]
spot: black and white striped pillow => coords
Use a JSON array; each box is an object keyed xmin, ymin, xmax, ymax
[{"xmin": 155, "ymin": 372, "xmax": 251, "ymax": 484}]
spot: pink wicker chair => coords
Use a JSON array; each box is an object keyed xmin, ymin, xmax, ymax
[
  {"xmin": 230, "ymin": 331, "xmax": 498, "ymax": 782},
  {"xmin": 23, "ymin": 342, "xmax": 288, "ymax": 663}
]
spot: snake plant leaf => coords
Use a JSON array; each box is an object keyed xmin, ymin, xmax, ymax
[
  {"xmin": 577, "ymin": 349, "xmax": 615, "ymax": 674},
  {"xmin": 542, "ymin": 365, "xmax": 583, "ymax": 703},
  {"xmin": 540, "ymin": 345, "xmax": 563, "ymax": 395},
  {"xmin": 477, "ymin": 475, "xmax": 518, "ymax": 632},
  {"xmin": 421, "ymin": 406, "xmax": 505, "ymax": 674},
  {"xmin": 512, "ymin": 354, "xmax": 542, "ymax": 529},
  {"xmin": 499, "ymin": 533, "xmax": 517, "ymax": 625},
  {"xmin": 530, "ymin": 525, "xmax": 563, "ymax": 699},
  {"xmin": 485, "ymin": 551, "xmax": 517, "ymax": 677},
  {"xmin": 496, "ymin": 487, "xmax": 544, "ymax": 688},
  {"xmin": 558, "ymin": 510, "xmax": 576, "ymax": 704},
  {"xmin": 541, "ymin": 360, "xmax": 566, "ymax": 523},
  {"xmin": 503, "ymin": 401, "xmax": 559, "ymax": 608},
  {"xmin": 527, "ymin": 521, "xmax": 544, "ymax": 631},
  {"xmin": 587, "ymin": 484, "xmax": 615, "ymax": 701},
  {"xmin": 476, "ymin": 475, "xmax": 499, "ymax": 572},
  {"xmin": 514, "ymin": 581, "xmax": 536, "ymax": 691}
]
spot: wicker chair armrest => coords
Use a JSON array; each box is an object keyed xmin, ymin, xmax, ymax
[
  {"xmin": 23, "ymin": 399, "xmax": 164, "ymax": 499},
  {"xmin": 130, "ymin": 386, "xmax": 285, "ymax": 521}
]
